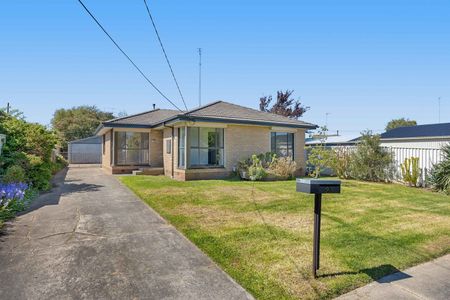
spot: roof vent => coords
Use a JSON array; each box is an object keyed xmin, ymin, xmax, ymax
[{"xmin": 153, "ymin": 104, "xmax": 156, "ymax": 110}]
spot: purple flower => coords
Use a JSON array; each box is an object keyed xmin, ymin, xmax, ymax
[{"xmin": 0, "ymin": 182, "xmax": 29, "ymax": 207}]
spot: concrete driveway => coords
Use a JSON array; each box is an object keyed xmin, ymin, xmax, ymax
[{"xmin": 0, "ymin": 166, "xmax": 253, "ymax": 300}]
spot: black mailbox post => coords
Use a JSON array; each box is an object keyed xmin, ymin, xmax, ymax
[{"xmin": 296, "ymin": 179, "xmax": 341, "ymax": 278}]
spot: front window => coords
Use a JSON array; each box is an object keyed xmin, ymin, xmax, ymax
[
  {"xmin": 188, "ymin": 127, "xmax": 224, "ymax": 168},
  {"xmin": 115, "ymin": 132, "xmax": 149, "ymax": 165},
  {"xmin": 271, "ymin": 132, "xmax": 294, "ymax": 159},
  {"xmin": 178, "ymin": 127, "xmax": 186, "ymax": 167}
]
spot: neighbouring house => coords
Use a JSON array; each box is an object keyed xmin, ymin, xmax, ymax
[
  {"xmin": 378, "ymin": 122, "xmax": 450, "ymax": 149},
  {"xmin": 95, "ymin": 101, "xmax": 317, "ymax": 180},
  {"xmin": 306, "ymin": 123, "xmax": 449, "ymax": 183},
  {"xmin": 68, "ymin": 136, "xmax": 102, "ymax": 164},
  {"xmin": 305, "ymin": 131, "xmax": 358, "ymax": 147}
]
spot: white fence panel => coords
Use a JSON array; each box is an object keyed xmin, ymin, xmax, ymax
[
  {"xmin": 305, "ymin": 145, "xmax": 443, "ymax": 186},
  {"xmin": 388, "ymin": 147, "xmax": 443, "ymax": 185}
]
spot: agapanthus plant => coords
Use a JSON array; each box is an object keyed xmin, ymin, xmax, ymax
[{"xmin": 0, "ymin": 182, "xmax": 29, "ymax": 208}]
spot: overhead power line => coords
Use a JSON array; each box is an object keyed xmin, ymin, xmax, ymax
[
  {"xmin": 143, "ymin": 0, "xmax": 188, "ymax": 111},
  {"xmin": 76, "ymin": 0, "xmax": 183, "ymax": 112}
]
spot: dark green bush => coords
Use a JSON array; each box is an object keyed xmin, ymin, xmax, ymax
[
  {"xmin": 3, "ymin": 165, "xmax": 26, "ymax": 183},
  {"xmin": 26, "ymin": 155, "xmax": 53, "ymax": 190},
  {"xmin": 429, "ymin": 144, "xmax": 450, "ymax": 194},
  {"xmin": 349, "ymin": 132, "xmax": 394, "ymax": 182},
  {"xmin": 0, "ymin": 111, "xmax": 59, "ymax": 190},
  {"xmin": 51, "ymin": 154, "xmax": 68, "ymax": 174}
]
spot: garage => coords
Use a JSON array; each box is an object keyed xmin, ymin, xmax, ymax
[{"xmin": 68, "ymin": 136, "xmax": 102, "ymax": 164}]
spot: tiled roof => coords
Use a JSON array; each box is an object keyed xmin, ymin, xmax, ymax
[
  {"xmin": 380, "ymin": 123, "xmax": 450, "ymax": 139},
  {"xmin": 104, "ymin": 109, "xmax": 179, "ymax": 126},
  {"xmin": 99, "ymin": 101, "xmax": 317, "ymax": 130},
  {"xmin": 182, "ymin": 101, "xmax": 316, "ymax": 128}
]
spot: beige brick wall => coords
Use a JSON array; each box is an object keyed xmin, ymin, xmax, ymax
[
  {"xmin": 163, "ymin": 127, "xmax": 176, "ymax": 177},
  {"xmin": 149, "ymin": 129, "xmax": 163, "ymax": 167},
  {"xmin": 224, "ymin": 125, "xmax": 271, "ymax": 171},
  {"xmin": 162, "ymin": 124, "xmax": 307, "ymax": 180},
  {"xmin": 294, "ymin": 129, "xmax": 306, "ymax": 175},
  {"xmin": 101, "ymin": 130, "xmax": 112, "ymax": 169}
]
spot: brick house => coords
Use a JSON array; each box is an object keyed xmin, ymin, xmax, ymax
[{"xmin": 95, "ymin": 101, "xmax": 317, "ymax": 180}]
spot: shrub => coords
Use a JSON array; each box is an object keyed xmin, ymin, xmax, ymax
[
  {"xmin": 237, "ymin": 152, "xmax": 275, "ymax": 177},
  {"xmin": 27, "ymin": 155, "xmax": 52, "ymax": 191},
  {"xmin": 329, "ymin": 147, "xmax": 352, "ymax": 179},
  {"xmin": 50, "ymin": 154, "xmax": 68, "ymax": 174},
  {"xmin": 268, "ymin": 157, "xmax": 297, "ymax": 179},
  {"xmin": 349, "ymin": 132, "xmax": 394, "ymax": 182},
  {"xmin": 3, "ymin": 165, "xmax": 26, "ymax": 183},
  {"xmin": 401, "ymin": 157, "xmax": 420, "ymax": 187},
  {"xmin": 248, "ymin": 155, "xmax": 267, "ymax": 181},
  {"xmin": 0, "ymin": 112, "xmax": 59, "ymax": 191},
  {"xmin": 429, "ymin": 144, "xmax": 450, "ymax": 194},
  {"xmin": 306, "ymin": 145, "xmax": 333, "ymax": 178}
]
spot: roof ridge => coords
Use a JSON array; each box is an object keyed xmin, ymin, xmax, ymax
[
  {"xmin": 190, "ymin": 100, "xmax": 310, "ymax": 122},
  {"xmin": 184, "ymin": 100, "xmax": 223, "ymax": 115},
  {"xmin": 104, "ymin": 108, "xmax": 161, "ymax": 123}
]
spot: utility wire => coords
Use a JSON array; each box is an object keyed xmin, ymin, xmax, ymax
[
  {"xmin": 142, "ymin": 0, "xmax": 188, "ymax": 111},
  {"xmin": 76, "ymin": 0, "xmax": 183, "ymax": 112}
]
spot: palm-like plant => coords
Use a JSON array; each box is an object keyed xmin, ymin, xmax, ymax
[{"xmin": 429, "ymin": 144, "xmax": 450, "ymax": 194}]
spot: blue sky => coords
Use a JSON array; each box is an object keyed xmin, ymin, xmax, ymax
[{"xmin": 1, "ymin": 0, "xmax": 449, "ymax": 136}]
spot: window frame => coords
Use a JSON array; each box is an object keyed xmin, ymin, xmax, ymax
[
  {"xmin": 166, "ymin": 139, "xmax": 172, "ymax": 155},
  {"xmin": 271, "ymin": 132, "xmax": 295, "ymax": 159},
  {"xmin": 178, "ymin": 127, "xmax": 186, "ymax": 168},
  {"xmin": 114, "ymin": 131, "xmax": 149, "ymax": 166},
  {"xmin": 188, "ymin": 127, "xmax": 225, "ymax": 169}
]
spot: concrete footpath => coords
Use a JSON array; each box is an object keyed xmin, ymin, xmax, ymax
[
  {"xmin": 337, "ymin": 254, "xmax": 450, "ymax": 300},
  {"xmin": 0, "ymin": 166, "xmax": 253, "ymax": 300}
]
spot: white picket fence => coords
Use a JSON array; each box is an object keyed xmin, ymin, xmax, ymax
[{"xmin": 306, "ymin": 145, "xmax": 444, "ymax": 186}]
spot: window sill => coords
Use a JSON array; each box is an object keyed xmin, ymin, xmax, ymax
[{"xmin": 188, "ymin": 166, "xmax": 225, "ymax": 170}]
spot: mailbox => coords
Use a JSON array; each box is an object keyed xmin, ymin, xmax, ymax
[
  {"xmin": 296, "ymin": 179, "xmax": 341, "ymax": 194},
  {"xmin": 297, "ymin": 178, "xmax": 341, "ymax": 278}
]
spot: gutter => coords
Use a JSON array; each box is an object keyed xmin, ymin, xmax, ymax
[{"xmin": 156, "ymin": 115, "xmax": 318, "ymax": 129}]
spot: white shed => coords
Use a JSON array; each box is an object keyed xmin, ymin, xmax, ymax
[{"xmin": 68, "ymin": 136, "xmax": 102, "ymax": 164}]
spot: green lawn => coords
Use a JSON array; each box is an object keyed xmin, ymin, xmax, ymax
[{"xmin": 120, "ymin": 176, "xmax": 450, "ymax": 300}]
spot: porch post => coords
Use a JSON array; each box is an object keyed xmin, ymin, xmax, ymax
[
  {"xmin": 148, "ymin": 130, "xmax": 151, "ymax": 166},
  {"xmin": 111, "ymin": 128, "xmax": 115, "ymax": 166},
  {"xmin": 185, "ymin": 126, "xmax": 190, "ymax": 169}
]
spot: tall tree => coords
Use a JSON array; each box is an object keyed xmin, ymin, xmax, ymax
[
  {"xmin": 51, "ymin": 106, "xmax": 115, "ymax": 149},
  {"xmin": 385, "ymin": 118, "xmax": 417, "ymax": 131},
  {"xmin": 259, "ymin": 90, "xmax": 309, "ymax": 119}
]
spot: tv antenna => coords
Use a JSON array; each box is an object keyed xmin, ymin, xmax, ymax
[
  {"xmin": 198, "ymin": 48, "xmax": 202, "ymax": 107},
  {"xmin": 325, "ymin": 112, "xmax": 330, "ymax": 128}
]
